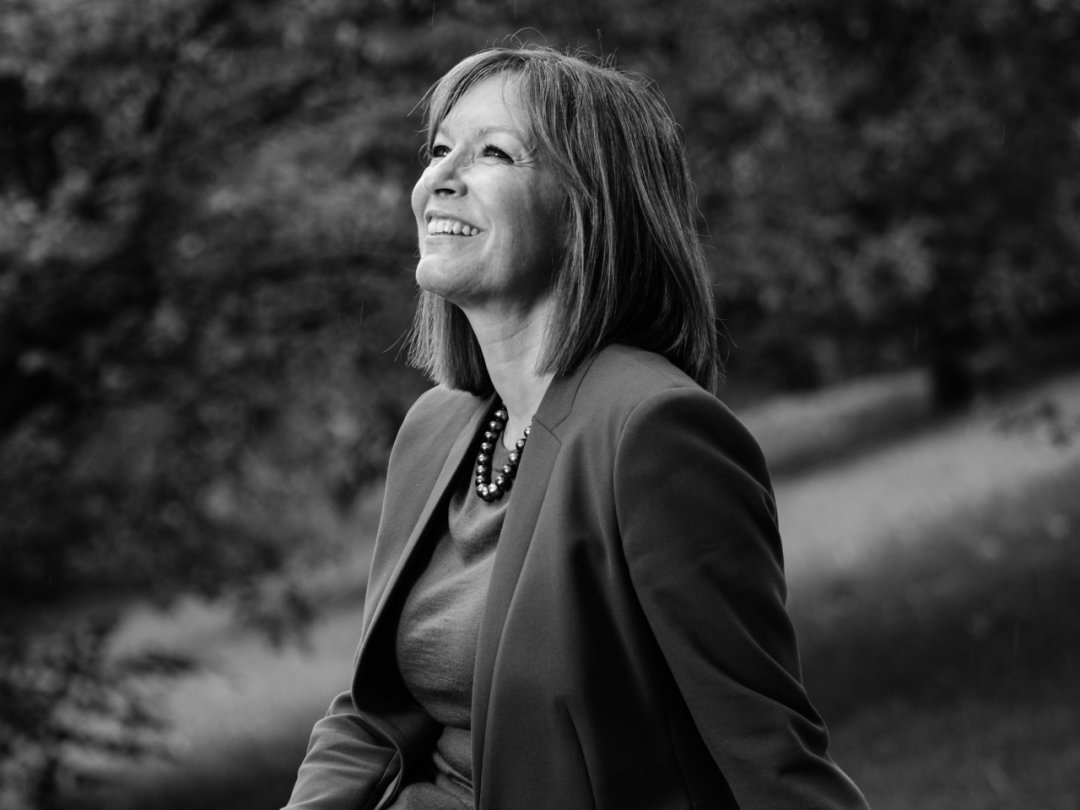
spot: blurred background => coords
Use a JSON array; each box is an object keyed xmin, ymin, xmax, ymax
[{"xmin": 2, "ymin": 0, "xmax": 1079, "ymax": 808}]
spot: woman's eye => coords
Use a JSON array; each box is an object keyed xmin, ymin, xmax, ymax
[{"xmin": 482, "ymin": 145, "xmax": 512, "ymax": 161}]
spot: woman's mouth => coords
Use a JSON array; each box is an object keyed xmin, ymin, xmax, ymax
[{"xmin": 427, "ymin": 217, "xmax": 480, "ymax": 236}]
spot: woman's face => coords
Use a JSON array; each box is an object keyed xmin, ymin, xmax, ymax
[{"xmin": 411, "ymin": 74, "xmax": 565, "ymax": 320}]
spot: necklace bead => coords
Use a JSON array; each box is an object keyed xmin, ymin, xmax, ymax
[{"xmin": 474, "ymin": 402, "xmax": 529, "ymax": 503}]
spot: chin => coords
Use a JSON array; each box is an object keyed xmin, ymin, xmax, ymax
[{"xmin": 415, "ymin": 262, "xmax": 461, "ymax": 301}]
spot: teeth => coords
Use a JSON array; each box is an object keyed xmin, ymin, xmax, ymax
[{"xmin": 427, "ymin": 218, "xmax": 478, "ymax": 236}]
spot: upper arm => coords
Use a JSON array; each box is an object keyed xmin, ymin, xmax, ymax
[{"xmin": 614, "ymin": 387, "xmax": 866, "ymax": 809}]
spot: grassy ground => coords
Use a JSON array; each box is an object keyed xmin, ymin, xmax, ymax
[
  {"xmin": 796, "ymin": 462, "xmax": 1080, "ymax": 808},
  {"xmin": 73, "ymin": 370, "xmax": 1080, "ymax": 810}
]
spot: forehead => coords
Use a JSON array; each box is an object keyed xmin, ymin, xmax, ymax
[{"xmin": 435, "ymin": 74, "xmax": 533, "ymax": 139}]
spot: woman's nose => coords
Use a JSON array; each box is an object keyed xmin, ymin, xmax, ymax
[{"xmin": 422, "ymin": 151, "xmax": 467, "ymax": 196}]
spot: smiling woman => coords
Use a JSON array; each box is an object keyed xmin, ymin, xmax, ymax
[{"xmin": 284, "ymin": 45, "xmax": 869, "ymax": 810}]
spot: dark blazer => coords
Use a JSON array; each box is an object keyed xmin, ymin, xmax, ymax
[{"xmin": 286, "ymin": 345, "xmax": 868, "ymax": 810}]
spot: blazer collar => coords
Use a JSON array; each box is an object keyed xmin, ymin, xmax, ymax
[{"xmin": 531, "ymin": 351, "xmax": 597, "ymax": 435}]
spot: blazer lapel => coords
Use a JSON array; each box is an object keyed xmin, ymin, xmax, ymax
[
  {"xmin": 471, "ymin": 355, "xmax": 597, "ymax": 800},
  {"xmin": 357, "ymin": 395, "xmax": 491, "ymax": 666}
]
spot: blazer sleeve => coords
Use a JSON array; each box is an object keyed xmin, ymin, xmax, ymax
[
  {"xmin": 282, "ymin": 690, "xmax": 401, "ymax": 810},
  {"xmin": 614, "ymin": 386, "xmax": 868, "ymax": 810}
]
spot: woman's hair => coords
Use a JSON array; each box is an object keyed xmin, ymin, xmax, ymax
[{"xmin": 407, "ymin": 45, "xmax": 723, "ymax": 394}]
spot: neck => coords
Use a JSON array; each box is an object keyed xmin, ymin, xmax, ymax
[{"xmin": 465, "ymin": 302, "xmax": 554, "ymax": 445}]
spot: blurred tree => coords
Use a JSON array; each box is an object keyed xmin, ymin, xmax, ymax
[
  {"xmin": 682, "ymin": 0, "xmax": 1080, "ymax": 404},
  {"xmin": 0, "ymin": 0, "xmax": 433, "ymax": 598},
  {"xmin": 0, "ymin": 618, "xmax": 196, "ymax": 810}
]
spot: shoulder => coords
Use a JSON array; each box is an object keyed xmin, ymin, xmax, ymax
[
  {"xmin": 544, "ymin": 344, "xmax": 700, "ymax": 435},
  {"xmin": 580, "ymin": 344, "xmax": 700, "ymax": 404},
  {"xmin": 570, "ymin": 346, "xmax": 756, "ymax": 455},
  {"xmin": 544, "ymin": 345, "xmax": 770, "ymax": 490}
]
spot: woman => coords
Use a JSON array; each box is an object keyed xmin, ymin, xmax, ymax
[{"xmin": 286, "ymin": 46, "xmax": 868, "ymax": 810}]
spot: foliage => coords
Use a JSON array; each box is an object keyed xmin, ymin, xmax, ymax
[
  {"xmin": 0, "ymin": 0, "xmax": 426, "ymax": 605},
  {"xmin": 680, "ymin": 0, "xmax": 1080, "ymax": 397},
  {"xmin": 0, "ymin": 617, "xmax": 196, "ymax": 810}
]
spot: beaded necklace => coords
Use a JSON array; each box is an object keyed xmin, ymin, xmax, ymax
[{"xmin": 474, "ymin": 402, "xmax": 530, "ymax": 503}]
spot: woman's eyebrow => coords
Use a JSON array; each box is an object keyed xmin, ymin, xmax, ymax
[
  {"xmin": 436, "ymin": 123, "xmax": 525, "ymax": 140},
  {"xmin": 475, "ymin": 125, "xmax": 523, "ymax": 138}
]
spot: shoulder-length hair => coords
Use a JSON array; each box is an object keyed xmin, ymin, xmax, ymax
[{"xmin": 407, "ymin": 45, "xmax": 723, "ymax": 395}]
